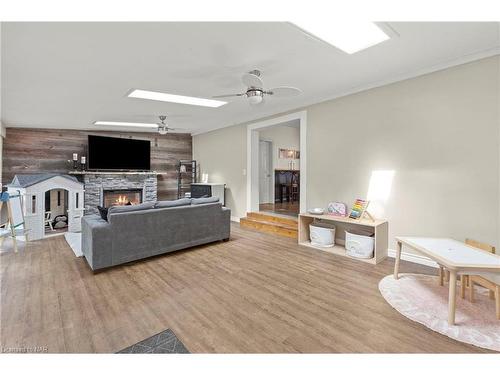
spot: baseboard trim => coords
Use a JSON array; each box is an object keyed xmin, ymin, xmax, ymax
[
  {"xmin": 230, "ymin": 216, "xmax": 241, "ymax": 223},
  {"xmin": 387, "ymin": 249, "xmax": 438, "ymax": 269}
]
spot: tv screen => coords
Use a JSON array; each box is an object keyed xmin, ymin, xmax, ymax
[{"xmin": 88, "ymin": 135, "xmax": 151, "ymax": 171}]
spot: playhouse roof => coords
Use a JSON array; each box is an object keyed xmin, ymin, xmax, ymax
[{"xmin": 9, "ymin": 173, "xmax": 80, "ymax": 188}]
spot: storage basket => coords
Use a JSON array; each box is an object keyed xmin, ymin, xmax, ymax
[
  {"xmin": 345, "ymin": 230, "xmax": 374, "ymax": 259},
  {"xmin": 309, "ymin": 223, "xmax": 335, "ymax": 248}
]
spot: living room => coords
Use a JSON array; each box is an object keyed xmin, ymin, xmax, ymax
[{"xmin": 1, "ymin": 1, "xmax": 499, "ymax": 374}]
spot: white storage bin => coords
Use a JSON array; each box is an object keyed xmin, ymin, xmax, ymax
[
  {"xmin": 309, "ymin": 223, "xmax": 335, "ymax": 248},
  {"xmin": 345, "ymin": 231, "xmax": 375, "ymax": 259}
]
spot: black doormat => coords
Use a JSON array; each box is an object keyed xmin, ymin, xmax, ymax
[{"xmin": 117, "ymin": 329, "xmax": 190, "ymax": 354}]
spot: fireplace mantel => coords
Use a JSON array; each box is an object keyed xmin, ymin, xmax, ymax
[{"xmin": 69, "ymin": 171, "xmax": 167, "ymax": 176}]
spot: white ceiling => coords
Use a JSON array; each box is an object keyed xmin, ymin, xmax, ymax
[{"xmin": 1, "ymin": 22, "xmax": 499, "ymax": 135}]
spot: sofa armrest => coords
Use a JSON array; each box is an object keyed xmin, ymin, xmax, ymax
[{"xmin": 82, "ymin": 215, "xmax": 113, "ymax": 270}]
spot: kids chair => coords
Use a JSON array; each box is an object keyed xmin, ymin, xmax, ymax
[
  {"xmin": 45, "ymin": 211, "xmax": 55, "ymax": 231},
  {"xmin": 463, "ymin": 238, "xmax": 499, "ymax": 319}
]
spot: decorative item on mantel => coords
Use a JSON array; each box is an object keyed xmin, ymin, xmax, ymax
[
  {"xmin": 72, "ymin": 153, "xmax": 79, "ymax": 170},
  {"xmin": 80, "ymin": 156, "xmax": 86, "ymax": 171}
]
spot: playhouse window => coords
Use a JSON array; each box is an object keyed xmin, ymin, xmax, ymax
[{"xmin": 31, "ymin": 195, "xmax": 37, "ymax": 214}]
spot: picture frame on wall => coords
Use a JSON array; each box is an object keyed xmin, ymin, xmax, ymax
[{"xmin": 279, "ymin": 148, "xmax": 300, "ymax": 159}]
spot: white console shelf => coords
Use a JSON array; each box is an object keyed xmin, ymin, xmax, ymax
[{"xmin": 298, "ymin": 213, "xmax": 388, "ymax": 264}]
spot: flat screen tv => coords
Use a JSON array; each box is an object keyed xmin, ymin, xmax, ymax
[{"xmin": 88, "ymin": 135, "xmax": 151, "ymax": 171}]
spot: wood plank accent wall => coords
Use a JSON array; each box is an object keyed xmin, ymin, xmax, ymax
[{"xmin": 2, "ymin": 128, "xmax": 192, "ymax": 200}]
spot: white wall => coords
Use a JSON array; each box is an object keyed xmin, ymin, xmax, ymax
[
  {"xmin": 0, "ymin": 123, "xmax": 4, "ymax": 186},
  {"xmin": 192, "ymin": 124, "xmax": 247, "ymax": 219},
  {"xmin": 193, "ymin": 56, "xmax": 500, "ymax": 254},
  {"xmin": 0, "ymin": 132, "xmax": 3, "ymax": 186},
  {"xmin": 258, "ymin": 123, "xmax": 300, "ymax": 170},
  {"xmin": 306, "ymin": 56, "xmax": 499, "ymax": 253}
]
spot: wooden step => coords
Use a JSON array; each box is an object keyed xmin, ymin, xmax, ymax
[
  {"xmin": 247, "ymin": 212, "xmax": 298, "ymax": 227},
  {"xmin": 240, "ymin": 213, "xmax": 298, "ymax": 239}
]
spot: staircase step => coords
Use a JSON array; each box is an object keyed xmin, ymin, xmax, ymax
[
  {"xmin": 247, "ymin": 212, "xmax": 298, "ymax": 227},
  {"xmin": 240, "ymin": 215, "xmax": 298, "ymax": 239}
]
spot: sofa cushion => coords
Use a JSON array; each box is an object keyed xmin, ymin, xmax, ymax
[
  {"xmin": 191, "ymin": 197, "xmax": 219, "ymax": 205},
  {"xmin": 155, "ymin": 198, "xmax": 191, "ymax": 209},
  {"xmin": 107, "ymin": 201, "xmax": 156, "ymax": 219}
]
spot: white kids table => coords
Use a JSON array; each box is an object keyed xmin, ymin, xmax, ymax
[{"xmin": 394, "ymin": 237, "xmax": 500, "ymax": 325}]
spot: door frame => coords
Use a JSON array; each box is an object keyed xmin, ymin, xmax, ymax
[{"xmin": 246, "ymin": 110, "xmax": 307, "ymax": 213}]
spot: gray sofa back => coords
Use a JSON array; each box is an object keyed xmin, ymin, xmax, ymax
[{"xmin": 82, "ymin": 202, "xmax": 230, "ymax": 271}]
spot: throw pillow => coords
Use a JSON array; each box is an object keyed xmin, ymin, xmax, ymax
[{"xmin": 97, "ymin": 206, "xmax": 108, "ymax": 221}]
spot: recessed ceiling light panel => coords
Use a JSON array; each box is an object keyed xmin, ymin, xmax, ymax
[
  {"xmin": 128, "ymin": 89, "xmax": 227, "ymax": 108},
  {"xmin": 292, "ymin": 21, "xmax": 390, "ymax": 54},
  {"xmin": 93, "ymin": 121, "xmax": 158, "ymax": 128}
]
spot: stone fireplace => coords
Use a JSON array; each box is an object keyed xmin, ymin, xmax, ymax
[
  {"xmin": 76, "ymin": 172, "xmax": 158, "ymax": 215},
  {"xmin": 103, "ymin": 188, "xmax": 143, "ymax": 208}
]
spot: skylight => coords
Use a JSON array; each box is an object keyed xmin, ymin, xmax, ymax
[
  {"xmin": 93, "ymin": 121, "xmax": 158, "ymax": 128},
  {"xmin": 128, "ymin": 89, "xmax": 227, "ymax": 108},
  {"xmin": 292, "ymin": 21, "xmax": 390, "ymax": 54}
]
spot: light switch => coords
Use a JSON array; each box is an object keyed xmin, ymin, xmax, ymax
[{"xmin": 242, "ymin": 169, "xmax": 247, "ymax": 176}]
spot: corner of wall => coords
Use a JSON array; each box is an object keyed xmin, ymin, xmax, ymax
[{"xmin": 0, "ymin": 122, "xmax": 4, "ymax": 185}]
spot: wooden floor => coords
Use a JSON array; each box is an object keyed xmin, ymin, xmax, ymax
[
  {"xmin": 0, "ymin": 224, "xmax": 488, "ymax": 353},
  {"xmin": 259, "ymin": 201, "xmax": 299, "ymax": 217}
]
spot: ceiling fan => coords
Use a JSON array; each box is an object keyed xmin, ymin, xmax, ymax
[
  {"xmin": 213, "ymin": 69, "xmax": 302, "ymax": 105},
  {"xmin": 156, "ymin": 115, "xmax": 178, "ymax": 135}
]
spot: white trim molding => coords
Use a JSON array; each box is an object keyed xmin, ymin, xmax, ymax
[
  {"xmin": 230, "ymin": 216, "xmax": 241, "ymax": 223},
  {"xmin": 388, "ymin": 249, "xmax": 438, "ymax": 269},
  {"xmin": 246, "ymin": 110, "xmax": 307, "ymax": 214}
]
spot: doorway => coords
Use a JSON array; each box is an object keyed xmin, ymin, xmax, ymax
[
  {"xmin": 44, "ymin": 188, "xmax": 69, "ymax": 236},
  {"xmin": 247, "ymin": 111, "xmax": 306, "ymax": 217}
]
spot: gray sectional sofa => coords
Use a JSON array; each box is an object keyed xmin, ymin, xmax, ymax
[{"xmin": 82, "ymin": 198, "xmax": 230, "ymax": 271}]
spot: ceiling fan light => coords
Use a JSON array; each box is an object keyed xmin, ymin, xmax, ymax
[
  {"xmin": 247, "ymin": 90, "xmax": 264, "ymax": 105},
  {"xmin": 249, "ymin": 95, "xmax": 263, "ymax": 105}
]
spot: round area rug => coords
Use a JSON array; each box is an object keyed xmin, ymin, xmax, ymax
[{"xmin": 379, "ymin": 273, "xmax": 500, "ymax": 352}]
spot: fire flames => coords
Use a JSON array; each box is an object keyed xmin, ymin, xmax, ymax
[{"xmin": 115, "ymin": 195, "xmax": 131, "ymax": 206}]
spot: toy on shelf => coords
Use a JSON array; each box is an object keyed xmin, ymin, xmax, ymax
[
  {"xmin": 348, "ymin": 198, "xmax": 374, "ymax": 221},
  {"xmin": 327, "ymin": 202, "xmax": 347, "ymax": 217}
]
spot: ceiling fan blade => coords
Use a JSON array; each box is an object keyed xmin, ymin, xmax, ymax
[
  {"xmin": 242, "ymin": 73, "xmax": 263, "ymax": 89},
  {"xmin": 267, "ymin": 86, "xmax": 302, "ymax": 97},
  {"xmin": 212, "ymin": 93, "xmax": 245, "ymax": 98}
]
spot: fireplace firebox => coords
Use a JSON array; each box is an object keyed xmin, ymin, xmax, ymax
[{"xmin": 103, "ymin": 189, "xmax": 143, "ymax": 208}]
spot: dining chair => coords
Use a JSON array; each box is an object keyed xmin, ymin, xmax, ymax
[
  {"xmin": 464, "ymin": 238, "xmax": 499, "ymax": 319},
  {"xmin": 289, "ymin": 172, "xmax": 299, "ymax": 203}
]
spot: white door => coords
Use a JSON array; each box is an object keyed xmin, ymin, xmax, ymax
[{"xmin": 259, "ymin": 140, "xmax": 272, "ymax": 204}]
